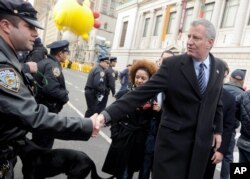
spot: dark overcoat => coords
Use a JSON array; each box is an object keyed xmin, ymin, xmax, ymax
[{"xmin": 104, "ymin": 53, "xmax": 225, "ymax": 179}]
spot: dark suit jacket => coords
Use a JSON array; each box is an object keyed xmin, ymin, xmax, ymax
[
  {"xmin": 203, "ymin": 89, "xmax": 235, "ymax": 179},
  {"xmin": 218, "ymin": 89, "xmax": 235, "ymax": 154},
  {"xmin": 104, "ymin": 53, "xmax": 225, "ymax": 179}
]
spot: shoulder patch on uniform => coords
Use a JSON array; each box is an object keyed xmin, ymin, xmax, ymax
[
  {"xmin": 0, "ymin": 68, "xmax": 20, "ymax": 92},
  {"xmin": 52, "ymin": 67, "xmax": 60, "ymax": 77},
  {"xmin": 100, "ymin": 71, "xmax": 105, "ymax": 77},
  {"xmin": 112, "ymin": 72, "xmax": 115, "ymax": 77}
]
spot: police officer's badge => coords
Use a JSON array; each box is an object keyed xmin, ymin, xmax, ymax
[
  {"xmin": 100, "ymin": 71, "xmax": 105, "ymax": 77},
  {"xmin": 112, "ymin": 72, "xmax": 115, "ymax": 78},
  {"xmin": 53, "ymin": 67, "xmax": 61, "ymax": 77},
  {"xmin": 0, "ymin": 68, "xmax": 20, "ymax": 92}
]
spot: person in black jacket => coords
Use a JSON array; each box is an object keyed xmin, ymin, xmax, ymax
[
  {"xmin": 102, "ymin": 60, "xmax": 160, "ymax": 179},
  {"xmin": 203, "ymin": 88, "xmax": 235, "ymax": 179},
  {"xmin": 97, "ymin": 56, "xmax": 117, "ymax": 112},
  {"xmin": 236, "ymin": 90, "xmax": 250, "ymax": 162},
  {"xmin": 26, "ymin": 37, "xmax": 48, "ymax": 63},
  {"xmin": 32, "ymin": 40, "xmax": 70, "ymax": 149},
  {"xmin": 221, "ymin": 69, "xmax": 245, "ymax": 179},
  {"xmin": 203, "ymin": 64, "xmax": 235, "ymax": 179},
  {"xmin": 84, "ymin": 55, "xmax": 110, "ymax": 117},
  {"xmin": 0, "ymin": 1, "xmax": 101, "ymax": 179},
  {"xmin": 18, "ymin": 37, "xmax": 47, "ymax": 91}
]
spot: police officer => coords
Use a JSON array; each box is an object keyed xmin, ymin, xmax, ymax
[
  {"xmin": 0, "ymin": 1, "xmax": 100, "ymax": 178},
  {"xmin": 32, "ymin": 40, "xmax": 70, "ymax": 149},
  {"xmin": 84, "ymin": 55, "xmax": 110, "ymax": 117},
  {"xmin": 97, "ymin": 56, "xmax": 117, "ymax": 111},
  {"xmin": 18, "ymin": 37, "xmax": 47, "ymax": 96},
  {"xmin": 106, "ymin": 56, "xmax": 117, "ymax": 97}
]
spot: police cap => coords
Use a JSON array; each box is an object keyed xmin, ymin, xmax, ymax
[
  {"xmin": 98, "ymin": 54, "xmax": 109, "ymax": 63},
  {"xmin": 231, "ymin": 69, "xmax": 245, "ymax": 80},
  {"xmin": 110, "ymin": 57, "xmax": 117, "ymax": 63},
  {"xmin": 0, "ymin": 0, "xmax": 43, "ymax": 29},
  {"xmin": 47, "ymin": 40, "xmax": 69, "ymax": 52}
]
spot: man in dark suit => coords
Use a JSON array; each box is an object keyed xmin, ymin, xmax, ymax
[{"xmin": 95, "ymin": 19, "xmax": 225, "ymax": 179}]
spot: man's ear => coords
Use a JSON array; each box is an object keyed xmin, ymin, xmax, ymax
[
  {"xmin": 207, "ymin": 39, "xmax": 214, "ymax": 50},
  {"xmin": 0, "ymin": 19, "xmax": 11, "ymax": 34},
  {"xmin": 55, "ymin": 51, "xmax": 63, "ymax": 58}
]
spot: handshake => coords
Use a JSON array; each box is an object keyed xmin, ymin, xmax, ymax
[{"xmin": 89, "ymin": 113, "xmax": 106, "ymax": 137}]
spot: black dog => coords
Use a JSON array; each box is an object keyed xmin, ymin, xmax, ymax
[{"xmin": 14, "ymin": 139, "xmax": 114, "ymax": 179}]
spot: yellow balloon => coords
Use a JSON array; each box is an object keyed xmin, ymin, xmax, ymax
[{"xmin": 53, "ymin": 0, "xmax": 94, "ymax": 41}]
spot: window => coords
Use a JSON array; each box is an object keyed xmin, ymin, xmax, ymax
[
  {"xmin": 221, "ymin": 0, "xmax": 239, "ymax": 28},
  {"xmin": 183, "ymin": 8, "xmax": 193, "ymax": 32},
  {"xmin": 120, "ymin": 21, "xmax": 128, "ymax": 47},
  {"xmin": 143, "ymin": 18, "xmax": 150, "ymax": 37},
  {"xmin": 110, "ymin": 0, "xmax": 116, "ymax": 17},
  {"xmin": 153, "ymin": 15, "xmax": 162, "ymax": 36},
  {"xmin": 167, "ymin": 12, "xmax": 176, "ymax": 34},
  {"xmin": 204, "ymin": 2, "xmax": 214, "ymax": 21},
  {"xmin": 101, "ymin": 0, "xmax": 109, "ymax": 14}
]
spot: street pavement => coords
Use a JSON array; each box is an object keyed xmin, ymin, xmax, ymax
[{"xmin": 14, "ymin": 68, "xmax": 240, "ymax": 179}]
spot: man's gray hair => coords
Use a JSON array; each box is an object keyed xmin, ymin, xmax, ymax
[{"xmin": 191, "ymin": 19, "xmax": 216, "ymax": 40}]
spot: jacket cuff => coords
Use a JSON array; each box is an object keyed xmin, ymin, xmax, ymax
[
  {"xmin": 81, "ymin": 118, "xmax": 93, "ymax": 140},
  {"xmin": 101, "ymin": 110, "xmax": 112, "ymax": 126}
]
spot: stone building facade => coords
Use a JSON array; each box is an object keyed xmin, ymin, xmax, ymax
[{"xmin": 111, "ymin": 0, "xmax": 250, "ymax": 87}]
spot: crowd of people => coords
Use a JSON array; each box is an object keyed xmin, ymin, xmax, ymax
[{"xmin": 0, "ymin": 0, "xmax": 250, "ymax": 179}]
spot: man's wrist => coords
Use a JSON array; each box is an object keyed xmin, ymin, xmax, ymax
[{"xmin": 101, "ymin": 110, "xmax": 111, "ymax": 126}]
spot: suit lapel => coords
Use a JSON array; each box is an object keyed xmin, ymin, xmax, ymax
[
  {"xmin": 180, "ymin": 53, "xmax": 221, "ymax": 98},
  {"xmin": 180, "ymin": 54, "xmax": 201, "ymax": 97}
]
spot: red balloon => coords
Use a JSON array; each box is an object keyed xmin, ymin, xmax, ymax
[
  {"xmin": 94, "ymin": 20, "xmax": 101, "ymax": 28},
  {"xmin": 93, "ymin": 11, "xmax": 100, "ymax": 19}
]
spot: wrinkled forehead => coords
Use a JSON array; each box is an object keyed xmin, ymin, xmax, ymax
[{"xmin": 188, "ymin": 25, "xmax": 209, "ymax": 39}]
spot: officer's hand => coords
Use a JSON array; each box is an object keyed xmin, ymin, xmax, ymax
[{"xmin": 26, "ymin": 61, "xmax": 38, "ymax": 73}]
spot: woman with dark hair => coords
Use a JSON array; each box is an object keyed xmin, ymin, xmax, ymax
[{"xmin": 102, "ymin": 60, "xmax": 161, "ymax": 179}]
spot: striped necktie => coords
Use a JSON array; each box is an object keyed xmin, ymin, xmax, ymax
[{"xmin": 198, "ymin": 63, "xmax": 206, "ymax": 95}]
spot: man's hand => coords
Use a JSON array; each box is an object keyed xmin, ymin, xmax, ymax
[
  {"xmin": 96, "ymin": 114, "xmax": 105, "ymax": 128},
  {"xmin": 26, "ymin": 62, "xmax": 38, "ymax": 73},
  {"xmin": 211, "ymin": 151, "xmax": 223, "ymax": 164},
  {"xmin": 90, "ymin": 113, "xmax": 105, "ymax": 137},
  {"xmin": 212, "ymin": 134, "xmax": 222, "ymax": 151}
]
